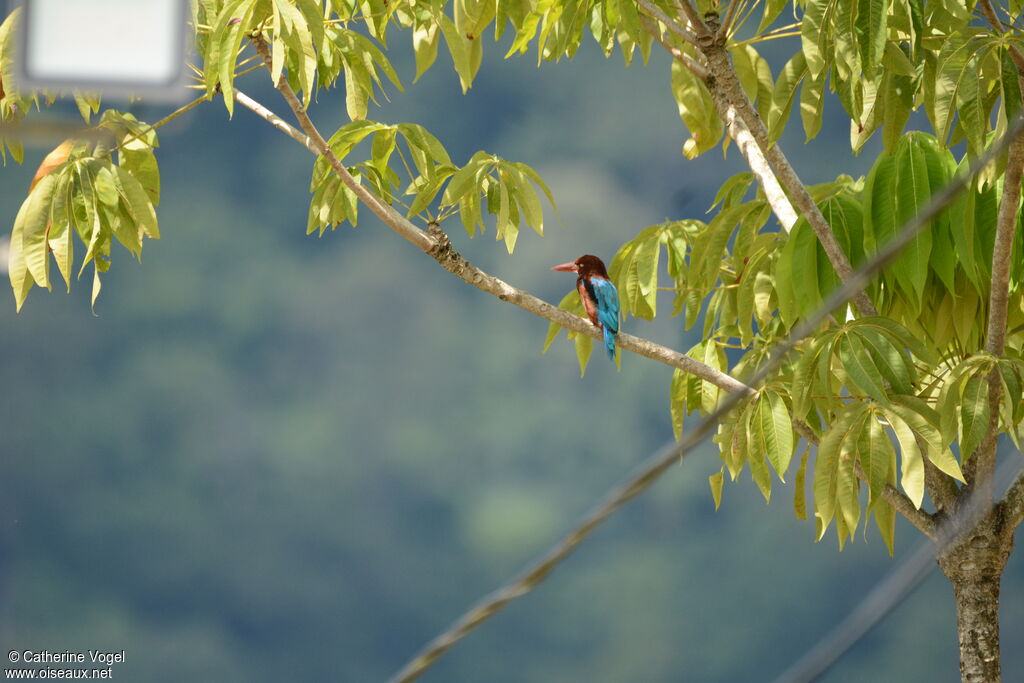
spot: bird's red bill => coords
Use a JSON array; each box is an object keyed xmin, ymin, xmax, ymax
[{"xmin": 551, "ymin": 261, "xmax": 578, "ymax": 272}]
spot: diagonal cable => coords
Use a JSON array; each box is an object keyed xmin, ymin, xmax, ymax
[{"xmin": 385, "ymin": 115, "xmax": 1024, "ymax": 683}]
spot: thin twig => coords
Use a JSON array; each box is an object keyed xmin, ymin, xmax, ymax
[
  {"xmin": 110, "ymin": 93, "xmax": 207, "ymax": 152},
  {"xmin": 234, "ymin": 89, "xmax": 318, "ymax": 153},
  {"xmin": 673, "ymin": 0, "xmax": 710, "ymax": 40},
  {"xmin": 250, "ymin": 34, "xmax": 436, "ymax": 252},
  {"xmin": 234, "ymin": 69, "xmax": 755, "ymax": 394},
  {"xmin": 979, "ymin": 0, "xmax": 1024, "ymax": 74},
  {"xmin": 639, "ymin": 16, "xmax": 709, "ymax": 79},
  {"xmin": 717, "ymin": 0, "xmax": 743, "ymax": 42},
  {"xmin": 635, "ymin": 0, "xmax": 702, "ymax": 47},
  {"xmin": 640, "ymin": 17, "xmax": 798, "ymax": 231}
]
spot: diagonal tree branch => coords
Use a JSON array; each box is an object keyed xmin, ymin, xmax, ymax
[
  {"xmin": 640, "ymin": 17, "xmax": 799, "ymax": 230},
  {"xmin": 423, "ymin": 226, "xmax": 756, "ymax": 394},
  {"xmin": 249, "ymin": 35, "xmax": 437, "ymax": 253},
  {"xmin": 716, "ymin": 0, "xmax": 743, "ymax": 42},
  {"xmin": 640, "ymin": 16, "xmax": 709, "ymax": 78},
  {"xmin": 701, "ymin": 40, "xmax": 878, "ymax": 317},
  {"xmin": 672, "ymin": 0, "xmax": 712, "ymax": 40},
  {"xmin": 240, "ymin": 36, "xmax": 752, "ymax": 396},
  {"xmin": 979, "ymin": 0, "xmax": 1024, "ymax": 74},
  {"xmin": 635, "ymin": 0, "xmax": 701, "ymax": 47},
  {"xmin": 641, "ymin": 2, "xmax": 878, "ymax": 317}
]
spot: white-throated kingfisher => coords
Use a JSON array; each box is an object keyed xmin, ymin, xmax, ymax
[{"xmin": 552, "ymin": 255, "xmax": 620, "ymax": 360}]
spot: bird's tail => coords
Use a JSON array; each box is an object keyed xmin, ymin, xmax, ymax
[{"xmin": 603, "ymin": 326, "xmax": 616, "ymax": 360}]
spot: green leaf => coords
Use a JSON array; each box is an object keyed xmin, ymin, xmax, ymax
[
  {"xmin": 212, "ymin": 0, "xmax": 258, "ymax": 115},
  {"xmin": 859, "ymin": 412, "xmax": 892, "ymax": 507},
  {"xmin": 436, "ymin": 10, "xmax": 475, "ymax": 92},
  {"xmin": 757, "ymin": 0, "xmax": 790, "ymax": 33},
  {"xmin": 933, "ymin": 35, "xmax": 976, "ymax": 145},
  {"xmin": 893, "ymin": 135, "xmax": 933, "ymax": 305},
  {"xmin": 542, "ymin": 289, "xmax": 584, "ymax": 353},
  {"xmin": 794, "ymin": 443, "xmax": 810, "ymax": 520},
  {"xmin": 709, "ymin": 470, "xmax": 725, "ymax": 511},
  {"xmin": 413, "ymin": 20, "xmax": 440, "ymax": 82},
  {"xmin": 874, "ymin": 497, "xmax": 896, "ymax": 556},
  {"xmin": 801, "ymin": 0, "xmax": 834, "ymax": 78},
  {"xmin": 14, "ymin": 172, "xmax": 59, "ymax": 290},
  {"xmin": 701, "ymin": 341, "xmax": 727, "ymax": 415},
  {"xmin": 838, "ymin": 332, "xmax": 888, "ymax": 402},
  {"xmin": 863, "ymin": 153, "xmax": 898, "ymax": 262},
  {"xmin": 753, "ymin": 390, "xmax": 795, "ymax": 481},
  {"xmin": 800, "ymin": 70, "xmax": 826, "ymax": 141},
  {"xmin": 959, "ymin": 372, "xmax": 991, "ymax": 461},
  {"xmin": 814, "ymin": 403, "xmax": 861, "ymax": 541},
  {"xmin": 768, "ymin": 51, "xmax": 808, "ymax": 142},
  {"xmin": 882, "ymin": 408, "xmax": 924, "ymax": 508},
  {"xmin": 441, "ymin": 152, "xmax": 488, "ymax": 205},
  {"xmin": 671, "ymin": 58, "xmax": 722, "ymax": 159},
  {"xmin": 48, "ymin": 173, "xmax": 74, "ymax": 290},
  {"xmin": 574, "ymin": 330, "xmax": 593, "ymax": 377},
  {"xmin": 777, "ymin": 219, "xmax": 822, "ymax": 322},
  {"xmin": 888, "ymin": 394, "xmax": 965, "ymax": 482},
  {"xmin": 747, "ymin": 430, "xmax": 773, "ymax": 503},
  {"xmin": 855, "ymin": 0, "xmax": 887, "ymax": 79},
  {"xmin": 112, "ymin": 165, "xmax": 160, "ymax": 240},
  {"xmin": 835, "ymin": 413, "xmax": 863, "ymax": 537},
  {"xmin": 855, "ymin": 328, "xmax": 914, "ymax": 394}
]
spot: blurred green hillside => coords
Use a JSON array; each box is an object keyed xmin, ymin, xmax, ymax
[{"xmin": 2, "ymin": 30, "xmax": 1023, "ymax": 682}]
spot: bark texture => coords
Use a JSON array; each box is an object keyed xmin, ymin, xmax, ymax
[{"xmin": 937, "ymin": 507, "xmax": 1015, "ymax": 682}]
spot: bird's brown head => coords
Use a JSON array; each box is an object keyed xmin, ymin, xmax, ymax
[{"xmin": 551, "ymin": 254, "xmax": 609, "ymax": 278}]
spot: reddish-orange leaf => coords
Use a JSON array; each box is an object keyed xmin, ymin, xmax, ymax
[{"xmin": 30, "ymin": 139, "xmax": 74, "ymax": 190}]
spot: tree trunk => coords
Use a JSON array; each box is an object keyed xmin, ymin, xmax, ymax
[{"xmin": 938, "ymin": 509, "xmax": 1014, "ymax": 682}]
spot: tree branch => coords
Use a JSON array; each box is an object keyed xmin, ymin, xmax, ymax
[
  {"xmin": 634, "ymin": 0, "xmax": 701, "ymax": 47},
  {"xmin": 853, "ymin": 462, "xmax": 936, "ymax": 539},
  {"xmin": 672, "ymin": 0, "xmax": 712, "ymax": 40},
  {"xmin": 640, "ymin": 18, "xmax": 798, "ymax": 230},
  {"xmin": 984, "ymin": 115, "xmax": 1024, "ymax": 358},
  {"xmin": 966, "ymin": 125, "xmax": 1024, "ymax": 501},
  {"xmin": 700, "ymin": 42, "xmax": 879, "ymax": 318},
  {"xmin": 424, "ymin": 226, "xmax": 756, "ymax": 395},
  {"xmin": 716, "ymin": 0, "xmax": 743, "ymax": 42},
  {"xmin": 249, "ymin": 35, "xmax": 437, "ymax": 253},
  {"xmin": 979, "ymin": 0, "xmax": 1024, "ymax": 75},
  {"xmin": 639, "ymin": 16, "xmax": 709, "ymax": 79},
  {"xmin": 1000, "ymin": 467, "xmax": 1024, "ymax": 530},
  {"xmin": 639, "ymin": 2, "xmax": 877, "ymax": 316},
  {"xmin": 241, "ymin": 40, "xmax": 754, "ymax": 396},
  {"xmin": 234, "ymin": 89, "xmax": 318, "ymax": 154}
]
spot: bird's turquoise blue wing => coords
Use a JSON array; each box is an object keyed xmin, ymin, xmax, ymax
[{"xmin": 591, "ymin": 277, "xmax": 620, "ymax": 334}]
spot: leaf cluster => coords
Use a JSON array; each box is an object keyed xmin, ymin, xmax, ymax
[{"xmin": 7, "ymin": 113, "xmax": 161, "ymax": 312}]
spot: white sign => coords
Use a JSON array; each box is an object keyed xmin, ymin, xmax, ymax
[{"xmin": 16, "ymin": 0, "xmax": 187, "ymax": 99}]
